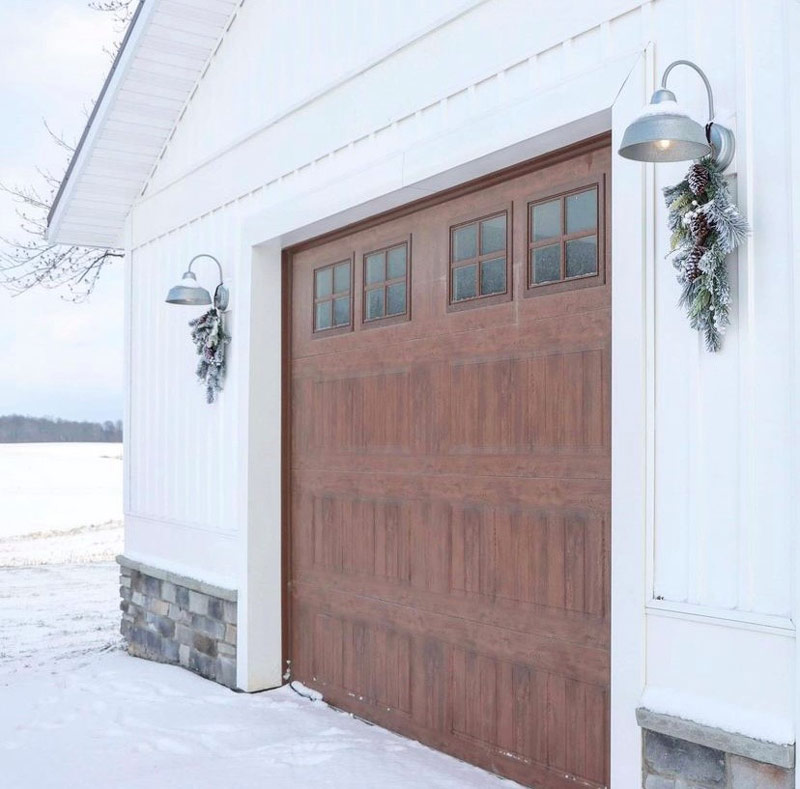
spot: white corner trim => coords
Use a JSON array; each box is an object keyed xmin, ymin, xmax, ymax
[{"xmin": 609, "ymin": 45, "xmax": 650, "ymax": 789}]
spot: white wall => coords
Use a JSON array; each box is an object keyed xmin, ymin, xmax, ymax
[{"xmin": 122, "ymin": 0, "xmax": 800, "ymax": 761}]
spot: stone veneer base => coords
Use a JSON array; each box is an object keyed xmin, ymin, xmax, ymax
[
  {"xmin": 117, "ymin": 555, "xmax": 237, "ymax": 689},
  {"xmin": 639, "ymin": 708, "xmax": 795, "ymax": 788}
]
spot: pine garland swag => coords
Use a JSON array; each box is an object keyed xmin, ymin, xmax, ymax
[
  {"xmin": 188, "ymin": 307, "xmax": 230, "ymax": 403},
  {"xmin": 663, "ymin": 157, "xmax": 749, "ymax": 352}
]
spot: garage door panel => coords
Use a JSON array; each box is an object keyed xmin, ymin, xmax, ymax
[
  {"xmin": 295, "ymin": 469, "xmax": 609, "ymax": 511},
  {"xmin": 293, "ymin": 596, "xmax": 608, "ymax": 788},
  {"xmin": 293, "ymin": 350, "xmax": 609, "ymax": 457},
  {"xmin": 291, "ymin": 309, "xmax": 609, "ymax": 374},
  {"xmin": 289, "ymin": 141, "xmax": 611, "ymax": 787},
  {"xmin": 295, "ymin": 562, "xmax": 608, "ymax": 648},
  {"xmin": 293, "ymin": 451, "xmax": 610, "ymax": 479},
  {"xmin": 294, "ymin": 584, "xmax": 608, "ymax": 686},
  {"xmin": 313, "ymin": 680, "xmax": 607, "ymax": 789}
]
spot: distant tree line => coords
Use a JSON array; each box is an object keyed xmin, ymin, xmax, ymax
[{"xmin": 0, "ymin": 415, "xmax": 122, "ymax": 443}]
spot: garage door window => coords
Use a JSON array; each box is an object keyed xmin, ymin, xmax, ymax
[
  {"xmin": 314, "ymin": 258, "xmax": 352, "ymax": 333},
  {"xmin": 363, "ymin": 241, "xmax": 409, "ymax": 325},
  {"xmin": 528, "ymin": 185, "xmax": 600, "ymax": 292},
  {"xmin": 449, "ymin": 211, "xmax": 509, "ymax": 309}
]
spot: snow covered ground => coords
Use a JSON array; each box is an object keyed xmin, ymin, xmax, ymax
[
  {"xmin": 0, "ymin": 442, "xmax": 123, "ymax": 565},
  {"xmin": 0, "ymin": 443, "xmax": 513, "ymax": 788}
]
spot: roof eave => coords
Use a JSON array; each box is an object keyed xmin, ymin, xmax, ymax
[{"xmin": 46, "ymin": 0, "xmax": 148, "ymax": 247}]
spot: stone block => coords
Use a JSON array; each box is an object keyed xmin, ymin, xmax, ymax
[
  {"xmin": 644, "ymin": 775, "xmax": 675, "ymax": 789},
  {"xmin": 120, "ymin": 585, "xmax": 132, "ymax": 600},
  {"xmin": 161, "ymin": 581, "xmax": 176, "ymax": 604},
  {"xmin": 188, "ymin": 648, "xmax": 216, "ymax": 679},
  {"xmin": 192, "ymin": 614, "xmax": 226, "ymax": 640},
  {"xmin": 637, "ymin": 708, "xmax": 794, "ymax": 769},
  {"xmin": 141, "ymin": 574, "xmax": 162, "ymax": 598},
  {"xmin": 120, "ymin": 565, "xmax": 132, "ymax": 578},
  {"xmin": 179, "ymin": 644, "xmax": 191, "ymax": 666},
  {"xmin": 223, "ymin": 600, "xmax": 237, "ymax": 625},
  {"xmin": 225, "ymin": 624, "xmax": 237, "ymax": 645},
  {"xmin": 175, "ymin": 624, "xmax": 194, "ymax": 646},
  {"xmin": 120, "ymin": 575, "xmax": 131, "ymax": 588},
  {"xmin": 146, "ymin": 612, "xmax": 175, "ymax": 639},
  {"xmin": 121, "ymin": 619, "xmax": 131, "ymax": 639},
  {"xmin": 218, "ymin": 641, "xmax": 236, "ymax": 657},
  {"xmin": 129, "ymin": 625, "xmax": 163, "ymax": 656},
  {"xmin": 207, "ymin": 597, "xmax": 225, "ymax": 621},
  {"xmin": 188, "ymin": 590, "xmax": 208, "ymax": 616},
  {"xmin": 120, "ymin": 600, "xmax": 129, "ymax": 613},
  {"xmin": 168, "ymin": 603, "xmax": 192, "ymax": 624},
  {"xmin": 161, "ymin": 638, "xmax": 180, "ymax": 663},
  {"xmin": 644, "ymin": 731, "xmax": 725, "ymax": 786},
  {"xmin": 175, "ymin": 586, "xmax": 190, "ymax": 609},
  {"xmin": 146, "ymin": 598, "xmax": 170, "ymax": 617},
  {"xmin": 217, "ymin": 656, "xmax": 236, "ymax": 689},
  {"xmin": 729, "ymin": 755, "xmax": 794, "ymax": 789},
  {"xmin": 193, "ymin": 633, "xmax": 218, "ymax": 657},
  {"xmin": 131, "ymin": 591, "xmax": 146, "ymax": 608}
]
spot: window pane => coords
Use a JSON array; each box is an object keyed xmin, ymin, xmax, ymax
[
  {"xmin": 452, "ymin": 223, "xmax": 477, "ymax": 261},
  {"xmin": 365, "ymin": 253, "xmax": 385, "ymax": 285},
  {"xmin": 532, "ymin": 244, "xmax": 561, "ymax": 284},
  {"xmin": 566, "ymin": 188, "xmax": 597, "ymax": 234},
  {"xmin": 333, "ymin": 262, "xmax": 350, "ymax": 294},
  {"xmin": 387, "ymin": 282, "xmax": 406, "ymax": 316},
  {"xmin": 315, "ymin": 300, "xmax": 332, "ymax": 330},
  {"xmin": 315, "ymin": 267, "xmax": 332, "ymax": 298},
  {"xmin": 480, "ymin": 257, "xmax": 506, "ymax": 295},
  {"xmin": 480, "ymin": 214, "xmax": 506, "ymax": 255},
  {"xmin": 532, "ymin": 200, "xmax": 561, "ymax": 241},
  {"xmin": 452, "ymin": 264, "xmax": 477, "ymax": 301},
  {"xmin": 365, "ymin": 288, "xmax": 384, "ymax": 320},
  {"xmin": 387, "ymin": 245, "xmax": 407, "ymax": 279},
  {"xmin": 333, "ymin": 296, "xmax": 350, "ymax": 326},
  {"xmin": 566, "ymin": 235, "xmax": 598, "ymax": 278}
]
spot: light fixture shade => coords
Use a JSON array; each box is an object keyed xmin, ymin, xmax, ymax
[
  {"xmin": 165, "ymin": 270, "xmax": 212, "ymax": 305},
  {"xmin": 618, "ymin": 88, "xmax": 712, "ymax": 163}
]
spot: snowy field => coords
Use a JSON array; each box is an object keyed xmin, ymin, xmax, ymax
[
  {"xmin": 0, "ymin": 442, "xmax": 123, "ymax": 565},
  {"xmin": 0, "ymin": 443, "xmax": 513, "ymax": 788}
]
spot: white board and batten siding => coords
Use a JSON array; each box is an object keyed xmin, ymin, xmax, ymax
[{"xmin": 115, "ymin": 0, "xmax": 800, "ymax": 774}]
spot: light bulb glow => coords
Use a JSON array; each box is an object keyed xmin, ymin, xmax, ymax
[{"xmin": 656, "ymin": 139, "xmax": 673, "ymax": 150}]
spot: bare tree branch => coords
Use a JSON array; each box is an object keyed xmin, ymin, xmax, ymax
[{"xmin": 0, "ymin": 1, "xmax": 136, "ymax": 302}]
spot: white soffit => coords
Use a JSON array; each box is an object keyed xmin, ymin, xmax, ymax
[{"xmin": 47, "ymin": 0, "xmax": 241, "ymax": 249}]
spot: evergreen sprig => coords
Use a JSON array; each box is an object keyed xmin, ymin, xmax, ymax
[
  {"xmin": 188, "ymin": 308, "xmax": 230, "ymax": 403},
  {"xmin": 664, "ymin": 157, "xmax": 748, "ymax": 351}
]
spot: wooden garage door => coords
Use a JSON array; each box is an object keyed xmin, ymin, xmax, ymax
[{"xmin": 287, "ymin": 138, "xmax": 610, "ymax": 788}]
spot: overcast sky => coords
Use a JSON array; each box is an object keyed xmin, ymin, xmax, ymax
[{"xmin": 0, "ymin": 0, "xmax": 122, "ymax": 422}]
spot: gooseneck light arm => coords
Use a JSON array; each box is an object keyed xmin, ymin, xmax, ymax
[
  {"xmin": 187, "ymin": 254, "xmax": 224, "ymax": 287},
  {"xmin": 187, "ymin": 253, "xmax": 229, "ymax": 310},
  {"xmin": 661, "ymin": 60, "xmax": 715, "ymax": 124}
]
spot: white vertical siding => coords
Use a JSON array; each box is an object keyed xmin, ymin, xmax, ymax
[
  {"xmin": 125, "ymin": 197, "xmax": 255, "ymax": 585},
  {"xmin": 122, "ymin": 0, "xmax": 799, "ymax": 742}
]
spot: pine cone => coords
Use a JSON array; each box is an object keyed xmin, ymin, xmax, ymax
[
  {"xmin": 684, "ymin": 245, "xmax": 704, "ymax": 281},
  {"xmin": 687, "ymin": 162, "xmax": 710, "ymax": 197},
  {"xmin": 689, "ymin": 211, "xmax": 710, "ymax": 244}
]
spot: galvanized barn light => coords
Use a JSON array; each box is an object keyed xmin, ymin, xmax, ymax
[
  {"xmin": 619, "ymin": 59, "xmax": 735, "ymax": 171},
  {"xmin": 166, "ymin": 253, "xmax": 229, "ymax": 310}
]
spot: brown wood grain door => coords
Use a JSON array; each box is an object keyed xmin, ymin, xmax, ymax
[{"xmin": 287, "ymin": 138, "xmax": 611, "ymax": 788}]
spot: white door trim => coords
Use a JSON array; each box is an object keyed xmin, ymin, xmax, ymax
[{"xmin": 236, "ymin": 50, "xmax": 651, "ymax": 785}]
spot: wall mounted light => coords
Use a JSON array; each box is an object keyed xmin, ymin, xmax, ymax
[
  {"xmin": 165, "ymin": 253, "xmax": 229, "ymax": 310},
  {"xmin": 618, "ymin": 59, "xmax": 735, "ymax": 171}
]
